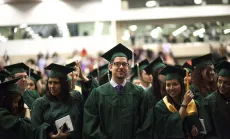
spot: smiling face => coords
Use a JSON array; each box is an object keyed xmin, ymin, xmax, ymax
[
  {"xmin": 166, "ymin": 79, "xmax": 182, "ymax": 99},
  {"xmin": 201, "ymin": 65, "xmax": 215, "ymax": 82},
  {"xmin": 109, "ymin": 57, "xmax": 129, "ymax": 81},
  {"xmin": 217, "ymin": 76, "xmax": 230, "ymax": 95}
]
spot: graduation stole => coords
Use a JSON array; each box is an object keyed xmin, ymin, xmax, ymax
[
  {"xmin": 74, "ymin": 85, "xmax": 82, "ymax": 94},
  {"xmin": 163, "ymin": 96, "xmax": 197, "ymax": 116}
]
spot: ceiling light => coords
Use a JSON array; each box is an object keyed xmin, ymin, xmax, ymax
[
  {"xmin": 19, "ymin": 24, "xmax": 27, "ymax": 29},
  {"xmin": 194, "ymin": 0, "xmax": 202, "ymax": 5},
  {"xmin": 129, "ymin": 25, "xmax": 137, "ymax": 31},
  {"xmin": 146, "ymin": 1, "xmax": 157, "ymax": 7},
  {"xmin": 172, "ymin": 25, "xmax": 187, "ymax": 36},
  {"xmin": 151, "ymin": 27, "xmax": 162, "ymax": 38},
  {"xmin": 48, "ymin": 36, "xmax": 53, "ymax": 39},
  {"xmin": 224, "ymin": 28, "xmax": 230, "ymax": 34},
  {"xmin": 199, "ymin": 34, "xmax": 204, "ymax": 38},
  {"xmin": 193, "ymin": 28, "xmax": 205, "ymax": 36},
  {"xmin": 122, "ymin": 30, "xmax": 130, "ymax": 41},
  {"xmin": 25, "ymin": 27, "xmax": 31, "ymax": 32},
  {"xmin": 14, "ymin": 28, "xmax": 18, "ymax": 33}
]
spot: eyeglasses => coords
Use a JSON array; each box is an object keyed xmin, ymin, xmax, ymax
[{"xmin": 112, "ymin": 62, "xmax": 129, "ymax": 67}]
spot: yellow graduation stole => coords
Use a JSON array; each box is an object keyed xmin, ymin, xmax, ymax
[
  {"xmin": 74, "ymin": 85, "xmax": 82, "ymax": 94},
  {"xmin": 163, "ymin": 96, "xmax": 197, "ymax": 116}
]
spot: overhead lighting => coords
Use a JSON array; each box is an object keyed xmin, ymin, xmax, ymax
[
  {"xmin": 129, "ymin": 25, "xmax": 137, "ymax": 31},
  {"xmin": 0, "ymin": 0, "xmax": 5, "ymax": 4},
  {"xmin": 146, "ymin": 1, "xmax": 157, "ymax": 7},
  {"xmin": 172, "ymin": 25, "xmax": 187, "ymax": 36},
  {"xmin": 199, "ymin": 34, "xmax": 204, "ymax": 38},
  {"xmin": 25, "ymin": 27, "xmax": 31, "ymax": 32},
  {"xmin": 194, "ymin": 0, "xmax": 202, "ymax": 4},
  {"xmin": 19, "ymin": 24, "xmax": 27, "ymax": 29},
  {"xmin": 193, "ymin": 28, "xmax": 205, "ymax": 36},
  {"xmin": 29, "ymin": 30, "xmax": 34, "ymax": 35},
  {"xmin": 0, "ymin": 35, "xmax": 8, "ymax": 42},
  {"xmin": 94, "ymin": 22, "xmax": 104, "ymax": 36},
  {"xmin": 224, "ymin": 28, "xmax": 230, "ymax": 34},
  {"xmin": 151, "ymin": 27, "xmax": 162, "ymax": 39},
  {"xmin": 48, "ymin": 36, "xmax": 53, "ymax": 39},
  {"xmin": 41, "ymin": 0, "xmax": 59, "ymax": 2},
  {"xmin": 122, "ymin": 30, "xmax": 130, "ymax": 41},
  {"xmin": 14, "ymin": 28, "xmax": 18, "ymax": 33}
]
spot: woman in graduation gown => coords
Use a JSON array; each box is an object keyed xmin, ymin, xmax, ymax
[
  {"xmin": 205, "ymin": 61, "xmax": 230, "ymax": 139},
  {"xmin": 0, "ymin": 78, "xmax": 33, "ymax": 139},
  {"xmin": 144, "ymin": 57, "xmax": 166, "ymax": 108},
  {"xmin": 190, "ymin": 53, "xmax": 217, "ymax": 138},
  {"xmin": 155, "ymin": 66, "xmax": 201, "ymax": 139},
  {"xmin": 31, "ymin": 63, "xmax": 84, "ymax": 139}
]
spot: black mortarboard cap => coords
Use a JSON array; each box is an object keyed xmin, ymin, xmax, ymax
[
  {"xmin": 45, "ymin": 63, "xmax": 74, "ymax": 78},
  {"xmin": 144, "ymin": 57, "xmax": 166, "ymax": 75},
  {"xmin": 4, "ymin": 63, "xmax": 29, "ymax": 76},
  {"xmin": 192, "ymin": 53, "xmax": 213, "ymax": 68},
  {"xmin": 159, "ymin": 65, "xmax": 186, "ymax": 80}
]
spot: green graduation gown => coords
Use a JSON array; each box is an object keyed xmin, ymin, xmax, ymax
[
  {"xmin": 205, "ymin": 92, "xmax": 230, "ymax": 139},
  {"xmin": 31, "ymin": 92, "xmax": 83, "ymax": 139},
  {"xmin": 154, "ymin": 99, "xmax": 201, "ymax": 139},
  {"xmin": 190, "ymin": 85, "xmax": 215, "ymax": 138},
  {"xmin": 0, "ymin": 108, "xmax": 33, "ymax": 139},
  {"xmin": 83, "ymin": 82, "xmax": 153, "ymax": 139},
  {"xmin": 23, "ymin": 90, "xmax": 40, "ymax": 109}
]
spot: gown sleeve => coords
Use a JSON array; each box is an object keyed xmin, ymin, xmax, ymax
[
  {"xmin": 31, "ymin": 97, "xmax": 51, "ymax": 139},
  {"xmin": 154, "ymin": 101, "xmax": 184, "ymax": 139},
  {"xmin": 81, "ymin": 76, "xmax": 99, "ymax": 102},
  {"xmin": 82, "ymin": 88, "xmax": 108, "ymax": 139}
]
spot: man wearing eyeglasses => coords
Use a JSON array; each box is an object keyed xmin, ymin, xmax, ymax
[
  {"xmin": 83, "ymin": 43, "xmax": 153, "ymax": 139},
  {"xmin": 4, "ymin": 63, "xmax": 40, "ymax": 109}
]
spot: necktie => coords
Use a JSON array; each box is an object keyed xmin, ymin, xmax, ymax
[{"xmin": 115, "ymin": 85, "xmax": 123, "ymax": 92}]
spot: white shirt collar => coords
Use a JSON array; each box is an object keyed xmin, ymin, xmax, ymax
[{"xmin": 110, "ymin": 79, "xmax": 127, "ymax": 87}]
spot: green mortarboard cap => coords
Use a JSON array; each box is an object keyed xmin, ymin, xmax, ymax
[
  {"xmin": 215, "ymin": 61, "xmax": 230, "ymax": 77},
  {"xmin": 214, "ymin": 56, "xmax": 227, "ymax": 67},
  {"xmin": 29, "ymin": 72, "xmax": 41, "ymax": 83},
  {"xmin": 192, "ymin": 53, "xmax": 213, "ymax": 68},
  {"xmin": 144, "ymin": 57, "xmax": 166, "ymax": 75},
  {"xmin": 131, "ymin": 59, "xmax": 149, "ymax": 74},
  {"xmin": 0, "ymin": 78, "xmax": 21, "ymax": 96},
  {"xmin": 182, "ymin": 62, "xmax": 194, "ymax": 73},
  {"xmin": 0, "ymin": 70, "xmax": 11, "ymax": 82},
  {"xmin": 65, "ymin": 61, "xmax": 76, "ymax": 68},
  {"xmin": 160, "ymin": 65, "xmax": 186, "ymax": 80},
  {"xmin": 89, "ymin": 68, "xmax": 99, "ymax": 78},
  {"xmin": 45, "ymin": 63, "xmax": 74, "ymax": 78},
  {"xmin": 101, "ymin": 43, "xmax": 133, "ymax": 62},
  {"xmin": 90, "ymin": 64, "xmax": 109, "ymax": 78},
  {"xmin": 4, "ymin": 63, "xmax": 29, "ymax": 76}
]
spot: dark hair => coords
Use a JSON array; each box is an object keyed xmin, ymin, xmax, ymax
[
  {"xmin": 46, "ymin": 77, "xmax": 71, "ymax": 101},
  {"xmin": 151, "ymin": 68, "xmax": 166, "ymax": 102},
  {"xmin": 191, "ymin": 65, "xmax": 217, "ymax": 96},
  {"xmin": 1, "ymin": 93, "xmax": 24, "ymax": 114},
  {"xmin": 165, "ymin": 77, "xmax": 186, "ymax": 110}
]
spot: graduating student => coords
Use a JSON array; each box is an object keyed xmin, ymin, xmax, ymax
[
  {"xmin": 66, "ymin": 61, "xmax": 99, "ymax": 100},
  {"xmin": 4, "ymin": 63, "xmax": 40, "ymax": 109},
  {"xmin": 83, "ymin": 43, "xmax": 153, "ymax": 139},
  {"xmin": 155, "ymin": 66, "xmax": 201, "ymax": 139},
  {"xmin": 31, "ymin": 63, "xmax": 83, "ymax": 139},
  {"xmin": 144, "ymin": 57, "xmax": 166, "ymax": 107},
  {"xmin": 0, "ymin": 78, "xmax": 32, "ymax": 139},
  {"xmin": 190, "ymin": 53, "xmax": 217, "ymax": 138},
  {"xmin": 205, "ymin": 61, "xmax": 230, "ymax": 139},
  {"xmin": 131, "ymin": 59, "xmax": 152, "ymax": 90}
]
